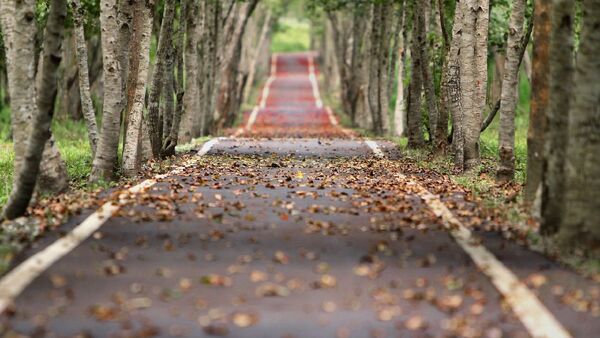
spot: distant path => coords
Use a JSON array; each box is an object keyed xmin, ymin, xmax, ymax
[{"xmin": 1, "ymin": 52, "xmax": 598, "ymax": 338}]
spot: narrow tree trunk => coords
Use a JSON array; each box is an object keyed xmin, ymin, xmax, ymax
[
  {"xmin": 393, "ymin": 35, "xmax": 407, "ymax": 137},
  {"xmin": 90, "ymin": 0, "xmax": 125, "ymax": 182},
  {"xmin": 147, "ymin": 0, "xmax": 175, "ymax": 158},
  {"xmin": 2, "ymin": 0, "xmax": 66, "ymax": 219},
  {"xmin": 368, "ymin": 1, "xmax": 393, "ymax": 136},
  {"xmin": 541, "ymin": 0, "xmax": 575, "ymax": 235},
  {"xmin": 497, "ymin": 0, "xmax": 526, "ymax": 181},
  {"xmin": 243, "ymin": 9, "xmax": 272, "ymax": 103},
  {"xmin": 407, "ymin": 0, "xmax": 424, "ymax": 148},
  {"xmin": 417, "ymin": 1, "xmax": 439, "ymax": 144},
  {"xmin": 70, "ymin": 0, "xmax": 99, "ymax": 155},
  {"xmin": 213, "ymin": 0, "xmax": 259, "ymax": 133},
  {"xmin": 162, "ymin": 0, "xmax": 186, "ymax": 156},
  {"xmin": 526, "ymin": 0, "xmax": 551, "ymax": 202},
  {"xmin": 121, "ymin": 0, "xmax": 153, "ymax": 176},
  {"xmin": 560, "ymin": 0, "xmax": 600, "ymax": 252}
]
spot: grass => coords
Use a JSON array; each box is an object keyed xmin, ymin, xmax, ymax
[
  {"xmin": 271, "ymin": 17, "xmax": 311, "ymax": 53},
  {"xmin": 0, "ymin": 107, "xmax": 93, "ymax": 206}
]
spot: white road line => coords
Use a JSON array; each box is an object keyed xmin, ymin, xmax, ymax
[
  {"xmin": 365, "ymin": 140, "xmax": 572, "ymax": 338},
  {"xmin": 0, "ymin": 138, "xmax": 222, "ymax": 314},
  {"xmin": 243, "ymin": 54, "xmax": 278, "ymax": 134},
  {"xmin": 308, "ymin": 55, "xmax": 323, "ymax": 109}
]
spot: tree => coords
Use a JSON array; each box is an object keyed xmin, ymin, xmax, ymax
[
  {"xmin": 525, "ymin": 0, "xmax": 551, "ymax": 202},
  {"xmin": 2, "ymin": 0, "xmax": 67, "ymax": 219},
  {"xmin": 0, "ymin": 0, "xmax": 68, "ymax": 195},
  {"xmin": 121, "ymin": 0, "xmax": 154, "ymax": 176},
  {"xmin": 407, "ymin": 0, "xmax": 425, "ymax": 148},
  {"xmin": 556, "ymin": 0, "xmax": 600, "ymax": 252},
  {"xmin": 497, "ymin": 0, "xmax": 527, "ymax": 181},
  {"xmin": 147, "ymin": 0, "xmax": 176, "ymax": 159},
  {"xmin": 541, "ymin": 0, "xmax": 575, "ymax": 235},
  {"xmin": 446, "ymin": 0, "xmax": 489, "ymax": 171},
  {"xmin": 70, "ymin": 0, "xmax": 100, "ymax": 155},
  {"xmin": 90, "ymin": 0, "xmax": 125, "ymax": 182}
]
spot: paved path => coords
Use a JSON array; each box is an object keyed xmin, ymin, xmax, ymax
[{"xmin": 1, "ymin": 53, "xmax": 599, "ymax": 338}]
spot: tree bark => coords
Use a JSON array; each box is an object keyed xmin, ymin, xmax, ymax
[
  {"xmin": 213, "ymin": 0, "xmax": 259, "ymax": 133},
  {"xmin": 367, "ymin": 1, "xmax": 394, "ymax": 136},
  {"xmin": 497, "ymin": 0, "xmax": 527, "ymax": 181},
  {"xmin": 179, "ymin": 0, "xmax": 200, "ymax": 144},
  {"xmin": 541, "ymin": 0, "xmax": 575, "ymax": 235},
  {"xmin": 2, "ymin": 0, "xmax": 67, "ymax": 219},
  {"xmin": 122, "ymin": 0, "xmax": 154, "ymax": 176},
  {"xmin": 243, "ymin": 9, "xmax": 272, "ymax": 103},
  {"xmin": 147, "ymin": 0, "xmax": 175, "ymax": 158},
  {"xmin": 417, "ymin": 2, "xmax": 440, "ymax": 146},
  {"xmin": 407, "ymin": 0, "xmax": 425, "ymax": 148},
  {"xmin": 526, "ymin": 0, "xmax": 551, "ymax": 202},
  {"xmin": 447, "ymin": 0, "xmax": 489, "ymax": 171},
  {"xmin": 393, "ymin": 8, "xmax": 407, "ymax": 137},
  {"xmin": 90, "ymin": 0, "xmax": 125, "ymax": 182},
  {"xmin": 560, "ymin": 0, "xmax": 600, "ymax": 252},
  {"xmin": 70, "ymin": 0, "xmax": 99, "ymax": 156}
]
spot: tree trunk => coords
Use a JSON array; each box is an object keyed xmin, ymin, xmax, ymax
[
  {"xmin": 90, "ymin": 0, "xmax": 125, "ymax": 182},
  {"xmin": 147, "ymin": 0, "xmax": 175, "ymax": 158},
  {"xmin": 243, "ymin": 9, "xmax": 272, "ymax": 103},
  {"xmin": 70, "ymin": 0, "xmax": 99, "ymax": 155},
  {"xmin": 417, "ymin": 1, "xmax": 439, "ymax": 145},
  {"xmin": 179, "ymin": 0, "xmax": 200, "ymax": 144},
  {"xmin": 541, "ymin": 0, "xmax": 575, "ymax": 235},
  {"xmin": 121, "ymin": 0, "xmax": 154, "ymax": 176},
  {"xmin": 1, "ymin": 0, "xmax": 68, "ymax": 195},
  {"xmin": 393, "ymin": 17, "xmax": 407, "ymax": 137},
  {"xmin": 497, "ymin": 0, "xmax": 527, "ymax": 181},
  {"xmin": 213, "ymin": 0, "xmax": 259, "ymax": 133},
  {"xmin": 559, "ymin": 0, "xmax": 600, "ymax": 252},
  {"xmin": 2, "ymin": 0, "xmax": 67, "ymax": 219},
  {"xmin": 407, "ymin": 0, "xmax": 424, "ymax": 148},
  {"xmin": 525, "ymin": 0, "xmax": 551, "ymax": 202},
  {"xmin": 367, "ymin": 1, "xmax": 393, "ymax": 136},
  {"xmin": 462, "ymin": 0, "xmax": 489, "ymax": 171}
]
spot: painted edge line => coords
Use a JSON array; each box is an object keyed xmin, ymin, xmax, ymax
[
  {"xmin": 0, "ymin": 138, "xmax": 222, "ymax": 314},
  {"xmin": 237, "ymin": 53, "xmax": 279, "ymax": 137},
  {"xmin": 365, "ymin": 140, "xmax": 572, "ymax": 338},
  {"xmin": 308, "ymin": 55, "xmax": 324, "ymax": 109}
]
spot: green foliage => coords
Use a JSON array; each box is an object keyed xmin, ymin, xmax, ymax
[{"xmin": 271, "ymin": 17, "xmax": 311, "ymax": 52}]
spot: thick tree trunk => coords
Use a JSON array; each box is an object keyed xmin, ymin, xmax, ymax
[
  {"xmin": 407, "ymin": 0, "xmax": 424, "ymax": 148},
  {"xmin": 70, "ymin": 0, "xmax": 99, "ymax": 155},
  {"xmin": 179, "ymin": 0, "xmax": 200, "ymax": 144},
  {"xmin": 525, "ymin": 0, "xmax": 551, "ymax": 202},
  {"xmin": 121, "ymin": 0, "xmax": 153, "ymax": 176},
  {"xmin": 2, "ymin": 0, "xmax": 66, "ymax": 219},
  {"xmin": 443, "ymin": 1, "xmax": 465, "ymax": 166},
  {"xmin": 461, "ymin": 0, "xmax": 489, "ymax": 171},
  {"xmin": 541, "ymin": 0, "xmax": 575, "ymax": 235},
  {"xmin": 90, "ymin": 0, "xmax": 125, "ymax": 182},
  {"xmin": 147, "ymin": 0, "xmax": 175, "ymax": 158},
  {"xmin": 560, "ymin": 0, "xmax": 600, "ymax": 252},
  {"xmin": 497, "ymin": 0, "xmax": 527, "ymax": 181}
]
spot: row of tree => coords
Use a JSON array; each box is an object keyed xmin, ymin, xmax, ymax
[
  {"xmin": 313, "ymin": 0, "xmax": 599, "ymax": 254},
  {"xmin": 0, "ymin": 0, "xmax": 275, "ymax": 219}
]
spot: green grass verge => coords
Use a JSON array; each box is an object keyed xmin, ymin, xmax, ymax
[{"xmin": 271, "ymin": 17, "xmax": 311, "ymax": 53}]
